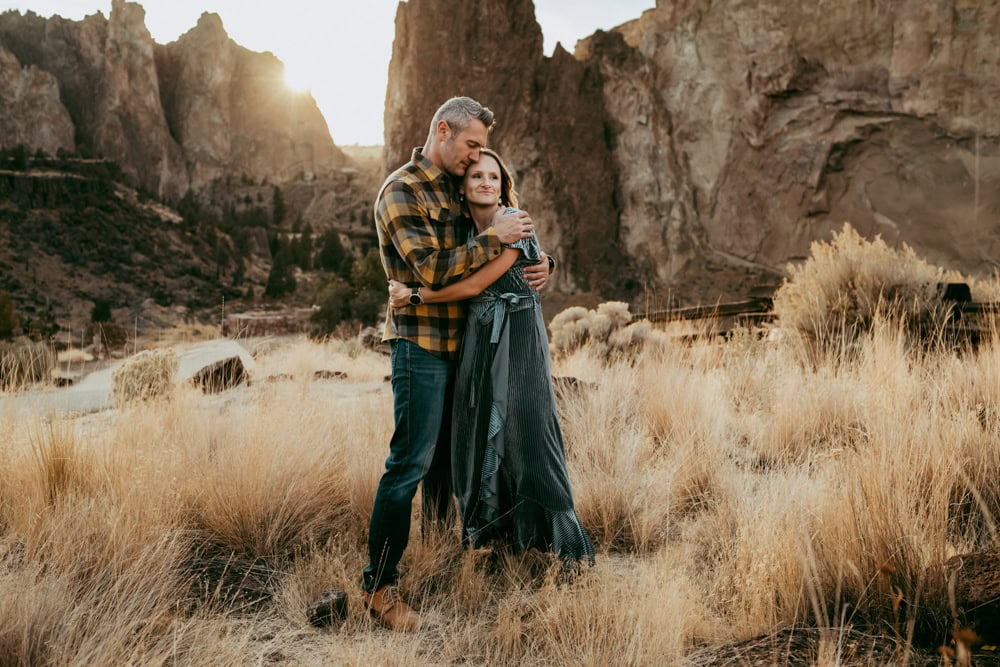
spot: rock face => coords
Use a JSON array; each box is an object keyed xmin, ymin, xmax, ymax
[
  {"xmin": 0, "ymin": 45, "xmax": 74, "ymax": 155},
  {"xmin": 0, "ymin": 2, "xmax": 345, "ymax": 200},
  {"xmin": 156, "ymin": 12, "xmax": 346, "ymax": 193},
  {"xmin": 384, "ymin": 0, "xmax": 632, "ymax": 297},
  {"xmin": 384, "ymin": 0, "xmax": 1000, "ymax": 304},
  {"xmin": 0, "ymin": 3, "xmax": 187, "ymax": 198}
]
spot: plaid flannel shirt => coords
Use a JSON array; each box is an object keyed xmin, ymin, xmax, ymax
[{"xmin": 375, "ymin": 148, "xmax": 503, "ymax": 359}]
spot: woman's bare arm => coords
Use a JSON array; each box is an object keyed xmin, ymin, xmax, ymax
[{"xmin": 390, "ymin": 247, "xmax": 520, "ymax": 307}]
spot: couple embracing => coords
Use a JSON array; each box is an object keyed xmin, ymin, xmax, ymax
[{"xmin": 363, "ymin": 96, "xmax": 594, "ymax": 631}]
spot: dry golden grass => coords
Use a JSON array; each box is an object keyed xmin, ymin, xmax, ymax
[
  {"xmin": 772, "ymin": 224, "xmax": 960, "ymax": 352},
  {"xmin": 0, "ymin": 339, "xmax": 55, "ymax": 391},
  {"xmin": 110, "ymin": 347, "xmax": 178, "ymax": 407},
  {"xmin": 2, "ymin": 321, "xmax": 1000, "ymax": 663}
]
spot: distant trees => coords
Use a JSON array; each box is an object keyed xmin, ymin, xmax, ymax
[
  {"xmin": 91, "ymin": 298, "xmax": 112, "ymax": 323},
  {"xmin": 0, "ymin": 291, "xmax": 20, "ymax": 339},
  {"xmin": 272, "ymin": 186, "xmax": 286, "ymax": 226},
  {"xmin": 0, "ymin": 144, "xmax": 29, "ymax": 170},
  {"xmin": 316, "ymin": 229, "xmax": 350, "ymax": 276},
  {"xmin": 264, "ymin": 244, "xmax": 297, "ymax": 298},
  {"xmin": 147, "ymin": 180, "xmax": 385, "ymax": 326},
  {"xmin": 288, "ymin": 224, "xmax": 313, "ymax": 271},
  {"xmin": 311, "ymin": 248, "xmax": 385, "ymax": 334}
]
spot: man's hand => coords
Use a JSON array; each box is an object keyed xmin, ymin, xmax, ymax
[
  {"xmin": 388, "ymin": 279, "xmax": 413, "ymax": 309},
  {"xmin": 491, "ymin": 208, "xmax": 533, "ymax": 244},
  {"xmin": 523, "ymin": 252, "xmax": 550, "ymax": 291}
]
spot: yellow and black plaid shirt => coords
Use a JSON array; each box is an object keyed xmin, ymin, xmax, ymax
[{"xmin": 376, "ymin": 148, "xmax": 503, "ymax": 359}]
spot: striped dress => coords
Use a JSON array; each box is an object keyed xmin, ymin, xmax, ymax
[{"xmin": 451, "ymin": 230, "xmax": 595, "ymax": 565}]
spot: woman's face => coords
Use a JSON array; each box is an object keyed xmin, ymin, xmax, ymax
[{"xmin": 462, "ymin": 155, "xmax": 502, "ymax": 207}]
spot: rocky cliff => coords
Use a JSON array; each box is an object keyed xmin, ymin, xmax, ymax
[
  {"xmin": 155, "ymin": 12, "xmax": 346, "ymax": 194},
  {"xmin": 384, "ymin": 0, "xmax": 631, "ymax": 297},
  {"xmin": 0, "ymin": 1, "xmax": 346, "ymax": 201},
  {"xmin": 0, "ymin": 45, "xmax": 74, "ymax": 155},
  {"xmin": 384, "ymin": 0, "xmax": 1000, "ymax": 305}
]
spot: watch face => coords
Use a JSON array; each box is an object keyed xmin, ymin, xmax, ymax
[{"xmin": 409, "ymin": 292, "xmax": 421, "ymax": 305}]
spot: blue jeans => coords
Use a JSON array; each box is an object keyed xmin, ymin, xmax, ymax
[{"xmin": 363, "ymin": 340, "xmax": 455, "ymax": 592}]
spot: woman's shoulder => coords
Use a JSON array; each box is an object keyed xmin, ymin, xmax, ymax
[{"xmin": 504, "ymin": 234, "xmax": 541, "ymax": 263}]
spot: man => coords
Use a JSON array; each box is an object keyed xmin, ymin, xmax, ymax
[{"xmin": 364, "ymin": 96, "xmax": 550, "ymax": 631}]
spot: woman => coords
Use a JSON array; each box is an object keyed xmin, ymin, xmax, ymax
[{"xmin": 389, "ymin": 149, "xmax": 595, "ymax": 567}]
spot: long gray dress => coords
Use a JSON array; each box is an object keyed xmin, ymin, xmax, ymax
[{"xmin": 452, "ymin": 229, "xmax": 595, "ymax": 564}]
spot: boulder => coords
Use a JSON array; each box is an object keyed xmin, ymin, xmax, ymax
[
  {"xmin": 190, "ymin": 355, "xmax": 247, "ymax": 393},
  {"xmin": 306, "ymin": 588, "xmax": 348, "ymax": 628},
  {"xmin": 946, "ymin": 548, "xmax": 1000, "ymax": 643}
]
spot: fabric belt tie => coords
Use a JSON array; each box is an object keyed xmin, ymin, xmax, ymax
[
  {"xmin": 471, "ymin": 292, "xmax": 539, "ymax": 344},
  {"xmin": 467, "ymin": 291, "xmax": 539, "ymax": 409}
]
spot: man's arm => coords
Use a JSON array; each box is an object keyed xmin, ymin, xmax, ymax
[{"xmin": 377, "ymin": 181, "xmax": 502, "ymax": 289}]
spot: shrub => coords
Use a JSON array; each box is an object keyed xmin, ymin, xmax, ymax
[
  {"xmin": 549, "ymin": 301, "xmax": 634, "ymax": 355},
  {"xmin": 311, "ymin": 277, "xmax": 353, "ymax": 334},
  {"xmin": 264, "ymin": 250, "xmax": 297, "ymax": 298},
  {"xmin": 0, "ymin": 339, "xmax": 54, "ymax": 390},
  {"xmin": 608, "ymin": 320, "xmax": 652, "ymax": 353},
  {"xmin": 350, "ymin": 288, "xmax": 385, "ymax": 325},
  {"xmin": 549, "ymin": 306, "xmax": 590, "ymax": 353},
  {"xmin": 91, "ymin": 299, "xmax": 112, "ymax": 323},
  {"xmin": 771, "ymin": 224, "xmax": 951, "ymax": 349},
  {"xmin": 350, "ymin": 247, "xmax": 385, "ymax": 294},
  {"xmin": 316, "ymin": 229, "xmax": 350, "ymax": 277},
  {"xmin": 111, "ymin": 348, "xmax": 178, "ymax": 407},
  {"xmin": 86, "ymin": 322, "xmax": 129, "ymax": 354}
]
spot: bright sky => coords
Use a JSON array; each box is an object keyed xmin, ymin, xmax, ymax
[{"xmin": 8, "ymin": 1, "xmax": 655, "ymax": 145}]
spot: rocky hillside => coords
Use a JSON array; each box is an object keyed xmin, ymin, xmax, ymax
[
  {"xmin": 0, "ymin": 0, "xmax": 348, "ymax": 203},
  {"xmin": 0, "ymin": 3, "xmax": 380, "ymax": 333},
  {"xmin": 0, "ymin": 155, "xmax": 247, "ymax": 332},
  {"xmin": 385, "ymin": 0, "xmax": 1000, "ymax": 306}
]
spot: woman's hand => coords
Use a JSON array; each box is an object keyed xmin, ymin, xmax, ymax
[{"xmin": 388, "ymin": 279, "xmax": 413, "ymax": 309}]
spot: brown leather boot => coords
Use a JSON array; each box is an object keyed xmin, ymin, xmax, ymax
[{"xmin": 365, "ymin": 585, "xmax": 420, "ymax": 631}]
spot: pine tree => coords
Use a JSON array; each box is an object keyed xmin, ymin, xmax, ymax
[
  {"xmin": 0, "ymin": 292, "xmax": 20, "ymax": 339},
  {"xmin": 272, "ymin": 186, "xmax": 286, "ymax": 226}
]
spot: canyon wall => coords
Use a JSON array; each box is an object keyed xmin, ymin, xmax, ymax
[{"xmin": 384, "ymin": 0, "xmax": 1000, "ymax": 304}]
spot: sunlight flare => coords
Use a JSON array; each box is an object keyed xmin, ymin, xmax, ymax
[{"xmin": 282, "ymin": 62, "xmax": 312, "ymax": 94}]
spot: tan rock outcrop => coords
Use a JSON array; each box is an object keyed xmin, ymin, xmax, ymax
[
  {"xmin": 0, "ymin": 44, "xmax": 74, "ymax": 155},
  {"xmin": 0, "ymin": 2, "xmax": 346, "ymax": 201},
  {"xmin": 100, "ymin": 0, "xmax": 187, "ymax": 199},
  {"xmin": 0, "ymin": 3, "xmax": 186, "ymax": 198},
  {"xmin": 384, "ymin": 0, "xmax": 1000, "ymax": 304},
  {"xmin": 156, "ymin": 12, "xmax": 347, "ymax": 193}
]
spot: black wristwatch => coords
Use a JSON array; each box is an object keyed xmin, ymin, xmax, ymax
[{"xmin": 409, "ymin": 287, "xmax": 423, "ymax": 305}]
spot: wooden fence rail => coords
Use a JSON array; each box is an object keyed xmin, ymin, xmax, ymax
[{"xmin": 631, "ymin": 283, "xmax": 1000, "ymax": 344}]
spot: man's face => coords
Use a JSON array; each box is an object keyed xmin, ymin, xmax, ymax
[{"xmin": 439, "ymin": 119, "xmax": 488, "ymax": 177}]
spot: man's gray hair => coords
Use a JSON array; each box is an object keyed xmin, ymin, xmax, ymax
[{"xmin": 427, "ymin": 97, "xmax": 495, "ymax": 141}]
